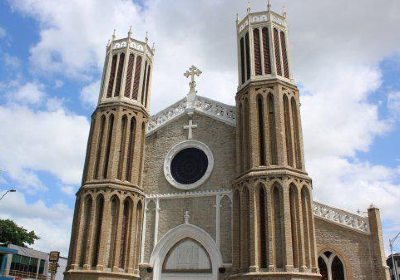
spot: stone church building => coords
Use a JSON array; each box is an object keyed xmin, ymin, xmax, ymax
[{"xmin": 64, "ymin": 4, "xmax": 390, "ymax": 280}]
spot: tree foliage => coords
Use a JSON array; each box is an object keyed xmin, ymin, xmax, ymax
[{"xmin": 0, "ymin": 219, "xmax": 39, "ymax": 247}]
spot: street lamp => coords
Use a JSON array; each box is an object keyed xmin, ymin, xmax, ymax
[
  {"xmin": 0, "ymin": 189, "xmax": 16, "ymax": 202},
  {"xmin": 390, "ymin": 231, "xmax": 400, "ymax": 280}
]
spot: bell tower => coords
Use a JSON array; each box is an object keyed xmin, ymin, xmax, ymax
[
  {"xmin": 232, "ymin": 3, "xmax": 320, "ymax": 280},
  {"xmin": 65, "ymin": 28, "xmax": 154, "ymax": 280}
]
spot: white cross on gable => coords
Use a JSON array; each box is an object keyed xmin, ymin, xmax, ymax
[
  {"xmin": 184, "ymin": 65, "xmax": 202, "ymax": 94},
  {"xmin": 183, "ymin": 119, "xmax": 197, "ymax": 140}
]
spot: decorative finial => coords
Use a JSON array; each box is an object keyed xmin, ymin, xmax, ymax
[
  {"xmin": 184, "ymin": 65, "xmax": 202, "ymax": 95},
  {"xmin": 247, "ymin": 0, "xmax": 251, "ymax": 13},
  {"xmin": 111, "ymin": 29, "xmax": 116, "ymax": 41},
  {"xmin": 267, "ymin": 0, "xmax": 271, "ymax": 12},
  {"xmin": 128, "ymin": 26, "xmax": 132, "ymax": 39},
  {"xmin": 152, "ymin": 42, "xmax": 156, "ymax": 51},
  {"xmin": 236, "ymin": 13, "xmax": 239, "ymax": 23},
  {"xmin": 282, "ymin": 6, "xmax": 287, "ymax": 18},
  {"xmin": 184, "ymin": 210, "xmax": 190, "ymax": 224},
  {"xmin": 107, "ymin": 39, "xmax": 111, "ymax": 47},
  {"xmin": 145, "ymin": 31, "xmax": 149, "ymax": 43}
]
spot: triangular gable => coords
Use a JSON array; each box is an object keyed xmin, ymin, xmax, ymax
[{"xmin": 146, "ymin": 95, "xmax": 236, "ymax": 136}]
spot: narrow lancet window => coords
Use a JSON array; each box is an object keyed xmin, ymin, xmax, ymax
[
  {"xmin": 144, "ymin": 65, "xmax": 151, "ymax": 107},
  {"xmin": 273, "ymin": 185, "xmax": 283, "ymax": 268},
  {"xmin": 253, "ymin": 28, "xmax": 262, "ymax": 76},
  {"xmin": 124, "ymin": 54, "xmax": 135, "ymax": 98},
  {"xmin": 120, "ymin": 199, "xmax": 132, "ymax": 269},
  {"xmin": 239, "ymin": 103, "xmax": 244, "ymax": 173},
  {"xmin": 290, "ymin": 185, "xmax": 300, "ymax": 268},
  {"xmin": 108, "ymin": 197, "xmax": 119, "ymax": 268},
  {"xmin": 257, "ymin": 95, "xmax": 266, "ymax": 166},
  {"xmin": 125, "ymin": 117, "xmax": 136, "ymax": 182},
  {"xmin": 107, "ymin": 54, "xmax": 118, "ymax": 98},
  {"xmin": 273, "ymin": 28, "xmax": 282, "ymax": 76},
  {"xmin": 114, "ymin": 53, "xmax": 125, "ymax": 97},
  {"xmin": 94, "ymin": 116, "xmax": 106, "ymax": 179},
  {"xmin": 91, "ymin": 195, "xmax": 104, "ymax": 267},
  {"xmin": 103, "ymin": 114, "xmax": 114, "ymax": 178},
  {"xmin": 80, "ymin": 196, "xmax": 92, "ymax": 267},
  {"xmin": 267, "ymin": 94, "xmax": 278, "ymax": 165},
  {"xmin": 302, "ymin": 187, "xmax": 311, "ymax": 268},
  {"xmin": 138, "ymin": 122, "xmax": 146, "ymax": 183},
  {"xmin": 284, "ymin": 95, "xmax": 294, "ymax": 167},
  {"xmin": 132, "ymin": 56, "xmax": 142, "ymax": 100},
  {"xmin": 233, "ymin": 190, "xmax": 241, "ymax": 269},
  {"xmin": 245, "ymin": 32, "xmax": 251, "ymax": 80},
  {"xmin": 240, "ymin": 38, "xmax": 245, "ymax": 84},
  {"xmin": 141, "ymin": 61, "xmax": 148, "ymax": 105},
  {"xmin": 280, "ymin": 31, "xmax": 290, "ymax": 78},
  {"xmin": 262, "ymin": 27, "xmax": 272, "ymax": 74},
  {"xmin": 259, "ymin": 186, "xmax": 268, "ymax": 268},
  {"xmin": 118, "ymin": 116, "xmax": 128, "ymax": 180},
  {"xmin": 291, "ymin": 97, "xmax": 302, "ymax": 169}
]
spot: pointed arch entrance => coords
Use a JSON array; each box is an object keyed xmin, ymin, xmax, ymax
[{"xmin": 150, "ymin": 224, "xmax": 223, "ymax": 280}]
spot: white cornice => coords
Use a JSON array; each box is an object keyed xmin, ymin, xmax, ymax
[{"xmin": 146, "ymin": 95, "xmax": 236, "ymax": 136}]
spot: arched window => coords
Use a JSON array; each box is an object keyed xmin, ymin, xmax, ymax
[
  {"xmin": 253, "ymin": 28, "xmax": 262, "ymax": 76},
  {"xmin": 267, "ymin": 94, "xmax": 278, "ymax": 165},
  {"xmin": 144, "ymin": 65, "xmax": 151, "ymax": 108},
  {"xmin": 257, "ymin": 95, "xmax": 266, "ymax": 166},
  {"xmin": 125, "ymin": 117, "xmax": 136, "ymax": 182},
  {"xmin": 273, "ymin": 184, "xmax": 283, "ymax": 268},
  {"xmin": 291, "ymin": 97, "xmax": 302, "ymax": 169},
  {"xmin": 94, "ymin": 115, "xmax": 106, "ymax": 179},
  {"xmin": 244, "ymin": 99, "xmax": 250, "ymax": 170},
  {"xmin": 238, "ymin": 103, "xmax": 244, "ymax": 173},
  {"xmin": 233, "ymin": 190, "xmax": 241, "ymax": 270},
  {"xmin": 280, "ymin": 31, "xmax": 290, "ymax": 78},
  {"xmin": 318, "ymin": 252, "xmax": 346, "ymax": 280},
  {"xmin": 138, "ymin": 122, "xmax": 146, "ymax": 183},
  {"xmin": 258, "ymin": 186, "xmax": 268, "ymax": 268},
  {"xmin": 132, "ymin": 56, "xmax": 142, "ymax": 100},
  {"xmin": 120, "ymin": 199, "xmax": 133, "ymax": 269},
  {"xmin": 91, "ymin": 195, "xmax": 104, "ymax": 267},
  {"xmin": 141, "ymin": 61, "xmax": 148, "ymax": 105},
  {"xmin": 114, "ymin": 53, "xmax": 125, "ymax": 97},
  {"xmin": 107, "ymin": 54, "xmax": 118, "ymax": 98},
  {"xmin": 273, "ymin": 28, "xmax": 282, "ymax": 76},
  {"xmin": 107, "ymin": 196, "xmax": 119, "ymax": 268},
  {"xmin": 245, "ymin": 32, "xmax": 251, "ymax": 80},
  {"xmin": 242, "ymin": 188, "xmax": 251, "ymax": 270},
  {"xmin": 103, "ymin": 114, "xmax": 114, "ymax": 179},
  {"xmin": 80, "ymin": 196, "xmax": 93, "ymax": 267},
  {"xmin": 301, "ymin": 186, "xmax": 312, "ymax": 268},
  {"xmin": 289, "ymin": 184, "xmax": 300, "ymax": 268},
  {"xmin": 124, "ymin": 54, "xmax": 135, "ymax": 98},
  {"xmin": 283, "ymin": 95, "xmax": 294, "ymax": 167},
  {"xmin": 82, "ymin": 117, "xmax": 95, "ymax": 183},
  {"xmin": 118, "ymin": 115, "xmax": 128, "ymax": 180},
  {"xmin": 262, "ymin": 27, "xmax": 271, "ymax": 75},
  {"xmin": 240, "ymin": 37, "xmax": 245, "ymax": 84},
  {"xmin": 134, "ymin": 201, "xmax": 143, "ymax": 270}
]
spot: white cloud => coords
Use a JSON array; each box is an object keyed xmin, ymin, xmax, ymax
[
  {"xmin": 388, "ymin": 91, "xmax": 400, "ymax": 118},
  {"xmin": 0, "ymin": 103, "xmax": 89, "ymax": 190},
  {"xmin": 7, "ymin": 82, "xmax": 46, "ymax": 105},
  {"xmin": 61, "ymin": 185, "xmax": 75, "ymax": 196},
  {"xmin": 4, "ymin": 53, "xmax": 20, "ymax": 69},
  {"xmin": 0, "ymin": 190, "xmax": 73, "ymax": 255},
  {"xmin": 80, "ymin": 80, "xmax": 100, "ymax": 107},
  {"xmin": 54, "ymin": 79, "xmax": 64, "ymax": 89}
]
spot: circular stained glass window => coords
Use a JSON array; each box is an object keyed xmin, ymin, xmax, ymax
[{"xmin": 170, "ymin": 148, "xmax": 209, "ymax": 185}]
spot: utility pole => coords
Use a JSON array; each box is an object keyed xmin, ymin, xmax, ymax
[{"xmin": 389, "ymin": 231, "xmax": 400, "ymax": 280}]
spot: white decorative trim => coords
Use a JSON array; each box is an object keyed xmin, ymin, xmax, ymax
[
  {"xmin": 163, "ymin": 140, "xmax": 214, "ymax": 190},
  {"xmin": 146, "ymin": 95, "xmax": 235, "ymax": 136},
  {"xmin": 146, "ymin": 189, "xmax": 232, "ymax": 200},
  {"xmin": 149, "ymin": 223, "xmax": 223, "ymax": 280},
  {"xmin": 314, "ymin": 201, "xmax": 370, "ymax": 234}
]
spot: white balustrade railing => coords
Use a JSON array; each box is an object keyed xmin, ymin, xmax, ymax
[{"xmin": 314, "ymin": 201, "xmax": 370, "ymax": 234}]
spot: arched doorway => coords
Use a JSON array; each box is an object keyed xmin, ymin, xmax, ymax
[
  {"xmin": 161, "ymin": 238, "xmax": 212, "ymax": 280},
  {"xmin": 150, "ymin": 224, "xmax": 222, "ymax": 280},
  {"xmin": 318, "ymin": 251, "xmax": 347, "ymax": 280}
]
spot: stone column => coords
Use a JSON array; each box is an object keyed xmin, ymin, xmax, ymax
[
  {"xmin": 282, "ymin": 182, "xmax": 294, "ymax": 271},
  {"xmin": 249, "ymin": 186, "xmax": 259, "ymax": 272},
  {"xmin": 112, "ymin": 198, "xmax": 125, "ymax": 272}
]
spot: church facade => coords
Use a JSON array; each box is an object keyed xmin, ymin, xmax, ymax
[{"xmin": 64, "ymin": 5, "xmax": 390, "ymax": 280}]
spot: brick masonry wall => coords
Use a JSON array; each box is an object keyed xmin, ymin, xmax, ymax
[{"xmin": 142, "ymin": 112, "xmax": 236, "ymax": 263}]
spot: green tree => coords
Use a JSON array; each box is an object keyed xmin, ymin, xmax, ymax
[{"xmin": 0, "ymin": 219, "xmax": 39, "ymax": 247}]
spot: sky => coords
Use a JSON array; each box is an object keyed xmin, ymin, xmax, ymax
[{"xmin": 0, "ymin": 0, "xmax": 399, "ymax": 257}]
